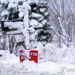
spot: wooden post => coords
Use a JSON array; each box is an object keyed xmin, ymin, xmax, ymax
[{"xmin": 22, "ymin": 2, "xmax": 31, "ymax": 49}]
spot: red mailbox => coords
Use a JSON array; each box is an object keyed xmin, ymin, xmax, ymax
[
  {"xmin": 20, "ymin": 50, "xmax": 25, "ymax": 62},
  {"xmin": 29, "ymin": 50, "xmax": 38, "ymax": 64}
]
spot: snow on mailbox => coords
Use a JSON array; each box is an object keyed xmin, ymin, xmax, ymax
[{"xmin": 29, "ymin": 50, "xmax": 38, "ymax": 64}]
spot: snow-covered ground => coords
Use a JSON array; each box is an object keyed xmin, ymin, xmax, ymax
[{"xmin": 0, "ymin": 43, "xmax": 75, "ymax": 75}]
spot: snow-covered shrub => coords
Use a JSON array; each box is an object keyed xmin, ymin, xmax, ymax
[
  {"xmin": 37, "ymin": 25, "xmax": 52, "ymax": 42},
  {"xmin": 37, "ymin": 42, "xmax": 75, "ymax": 64}
]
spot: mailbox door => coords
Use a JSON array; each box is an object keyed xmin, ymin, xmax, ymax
[{"xmin": 29, "ymin": 50, "xmax": 38, "ymax": 63}]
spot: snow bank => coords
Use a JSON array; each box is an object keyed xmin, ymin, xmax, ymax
[
  {"xmin": 36, "ymin": 42, "xmax": 75, "ymax": 64},
  {"xmin": 0, "ymin": 50, "xmax": 19, "ymax": 64},
  {"xmin": 0, "ymin": 42, "xmax": 75, "ymax": 75},
  {"xmin": 0, "ymin": 50, "xmax": 75, "ymax": 75},
  {"xmin": 38, "ymin": 61, "xmax": 59, "ymax": 73}
]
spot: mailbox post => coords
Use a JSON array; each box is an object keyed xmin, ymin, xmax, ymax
[{"xmin": 21, "ymin": 2, "xmax": 31, "ymax": 49}]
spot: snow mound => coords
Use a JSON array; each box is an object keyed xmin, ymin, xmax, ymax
[
  {"xmin": 0, "ymin": 50, "xmax": 19, "ymax": 64},
  {"xmin": 38, "ymin": 61, "xmax": 59, "ymax": 73},
  {"xmin": 0, "ymin": 50, "xmax": 75, "ymax": 75}
]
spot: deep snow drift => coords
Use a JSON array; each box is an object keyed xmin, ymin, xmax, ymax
[{"xmin": 0, "ymin": 43, "xmax": 75, "ymax": 75}]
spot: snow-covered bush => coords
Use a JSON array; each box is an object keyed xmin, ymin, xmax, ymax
[
  {"xmin": 37, "ymin": 25, "xmax": 52, "ymax": 42},
  {"xmin": 37, "ymin": 42, "xmax": 75, "ymax": 64}
]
